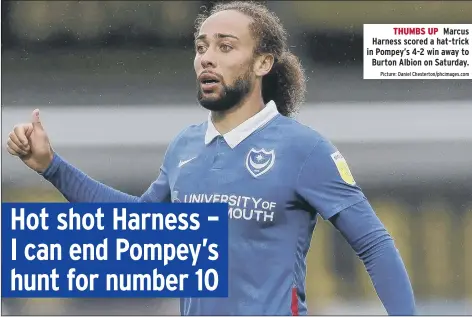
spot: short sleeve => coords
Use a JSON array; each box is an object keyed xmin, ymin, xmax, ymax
[{"xmin": 296, "ymin": 139, "xmax": 366, "ymax": 220}]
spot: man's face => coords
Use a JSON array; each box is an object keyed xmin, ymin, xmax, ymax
[{"xmin": 194, "ymin": 10, "xmax": 257, "ymax": 112}]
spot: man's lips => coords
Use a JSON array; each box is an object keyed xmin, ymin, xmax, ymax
[
  {"xmin": 201, "ymin": 82, "xmax": 220, "ymax": 91},
  {"xmin": 199, "ymin": 72, "xmax": 221, "ymax": 91}
]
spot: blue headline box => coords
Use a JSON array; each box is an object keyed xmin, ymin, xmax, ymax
[{"xmin": 1, "ymin": 202, "xmax": 229, "ymax": 298}]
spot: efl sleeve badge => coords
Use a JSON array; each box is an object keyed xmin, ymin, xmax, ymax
[{"xmin": 330, "ymin": 151, "xmax": 356, "ymax": 186}]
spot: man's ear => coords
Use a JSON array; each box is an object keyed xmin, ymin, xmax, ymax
[{"xmin": 254, "ymin": 54, "xmax": 274, "ymax": 77}]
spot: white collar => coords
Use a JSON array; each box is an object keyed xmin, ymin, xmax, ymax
[{"xmin": 204, "ymin": 100, "xmax": 279, "ymax": 148}]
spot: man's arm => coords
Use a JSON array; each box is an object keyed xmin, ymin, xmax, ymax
[
  {"xmin": 6, "ymin": 110, "xmax": 176, "ymax": 203},
  {"xmin": 41, "ymin": 153, "xmax": 169, "ymax": 203},
  {"xmin": 330, "ymin": 200, "xmax": 415, "ymax": 315},
  {"xmin": 38, "ymin": 126, "xmax": 190, "ymax": 203},
  {"xmin": 296, "ymin": 138, "xmax": 415, "ymax": 315}
]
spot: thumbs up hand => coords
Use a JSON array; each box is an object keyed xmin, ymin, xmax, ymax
[{"xmin": 6, "ymin": 109, "xmax": 55, "ymax": 173}]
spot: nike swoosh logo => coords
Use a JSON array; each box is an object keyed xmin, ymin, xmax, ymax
[{"xmin": 178, "ymin": 157, "xmax": 197, "ymax": 168}]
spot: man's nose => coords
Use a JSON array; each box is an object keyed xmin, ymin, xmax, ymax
[{"xmin": 201, "ymin": 50, "xmax": 217, "ymax": 68}]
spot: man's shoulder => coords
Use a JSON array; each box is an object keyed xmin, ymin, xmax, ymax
[
  {"xmin": 169, "ymin": 121, "xmax": 207, "ymax": 148},
  {"xmin": 273, "ymin": 115, "xmax": 329, "ymax": 151},
  {"xmin": 170, "ymin": 121, "xmax": 207, "ymax": 146},
  {"xmin": 162, "ymin": 121, "xmax": 207, "ymax": 165}
]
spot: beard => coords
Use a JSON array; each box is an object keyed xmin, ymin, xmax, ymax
[{"xmin": 197, "ymin": 69, "xmax": 253, "ymax": 112}]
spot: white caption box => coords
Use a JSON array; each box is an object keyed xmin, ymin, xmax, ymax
[{"xmin": 363, "ymin": 24, "xmax": 471, "ymax": 79}]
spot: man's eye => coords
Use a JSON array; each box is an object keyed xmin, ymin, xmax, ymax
[
  {"xmin": 196, "ymin": 45, "xmax": 206, "ymax": 53},
  {"xmin": 220, "ymin": 44, "xmax": 232, "ymax": 52}
]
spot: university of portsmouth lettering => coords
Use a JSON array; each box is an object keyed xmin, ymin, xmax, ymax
[
  {"xmin": 184, "ymin": 193, "xmax": 245, "ymax": 205},
  {"xmin": 228, "ymin": 207, "xmax": 274, "ymax": 223},
  {"xmin": 183, "ymin": 193, "xmax": 277, "ymax": 223}
]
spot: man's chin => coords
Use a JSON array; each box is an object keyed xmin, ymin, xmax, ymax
[
  {"xmin": 198, "ymin": 99, "xmax": 219, "ymax": 110},
  {"xmin": 199, "ymin": 91, "xmax": 220, "ymax": 99},
  {"xmin": 198, "ymin": 96, "xmax": 233, "ymax": 112},
  {"xmin": 198, "ymin": 94, "xmax": 220, "ymax": 106},
  {"xmin": 198, "ymin": 88, "xmax": 222, "ymax": 101}
]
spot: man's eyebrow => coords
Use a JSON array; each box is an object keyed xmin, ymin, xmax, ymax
[
  {"xmin": 195, "ymin": 33, "xmax": 240, "ymax": 41},
  {"xmin": 215, "ymin": 33, "xmax": 239, "ymax": 40}
]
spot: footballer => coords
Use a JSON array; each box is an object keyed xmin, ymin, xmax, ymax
[{"xmin": 6, "ymin": 1, "xmax": 415, "ymax": 315}]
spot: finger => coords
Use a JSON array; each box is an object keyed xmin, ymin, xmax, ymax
[
  {"xmin": 32, "ymin": 109, "xmax": 44, "ymax": 131},
  {"xmin": 6, "ymin": 145, "xmax": 21, "ymax": 157},
  {"xmin": 13, "ymin": 124, "xmax": 31, "ymax": 146},
  {"xmin": 24, "ymin": 123, "xmax": 34, "ymax": 138},
  {"xmin": 9, "ymin": 131, "xmax": 29, "ymax": 151},
  {"xmin": 7, "ymin": 139, "xmax": 29, "ymax": 156}
]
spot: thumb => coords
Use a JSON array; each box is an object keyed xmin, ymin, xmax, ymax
[{"xmin": 31, "ymin": 109, "xmax": 44, "ymax": 131}]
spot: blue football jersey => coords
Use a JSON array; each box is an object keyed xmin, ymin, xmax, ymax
[
  {"xmin": 144, "ymin": 101, "xmax": 367, "ymax": 315},
  {"xmin": 41, "ymin": 98, "xmax": 415, "ymax": 315}
]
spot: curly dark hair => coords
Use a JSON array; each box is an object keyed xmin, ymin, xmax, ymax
[{"xmin": 194, "ymin": 1, "xmax": 306, "ymax": 117}]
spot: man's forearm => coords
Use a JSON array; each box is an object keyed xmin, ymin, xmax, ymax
[
  {"xmin": 360, "ymin": 233, "xmax": 416, "ymax": 315},
  {"xmin": 330, "ymin": 200, "xmax": 416, "ymax": 315},
  {"xmin": 41, "ymin": 153, "xmax": 139, "ymax": 203}
]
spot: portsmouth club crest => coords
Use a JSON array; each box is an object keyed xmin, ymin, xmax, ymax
[{"xmin": 245, "ymin": 148, "xmax": 275, "ymax": 178}]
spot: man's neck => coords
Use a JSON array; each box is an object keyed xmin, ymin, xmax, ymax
[{"xmin": 211, "ymin": 94, "xmax": 265, "ymax": 135}]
